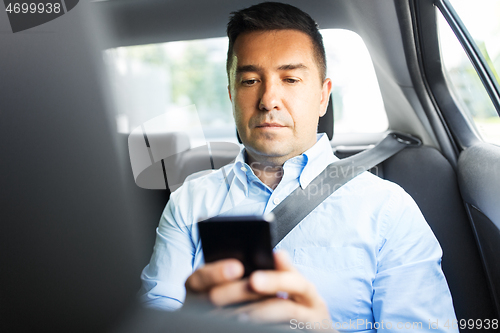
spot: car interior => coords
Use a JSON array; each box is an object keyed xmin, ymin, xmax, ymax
[{"xmin": 1, "ymin": 0, "xmax": 499, "ymax": 332}]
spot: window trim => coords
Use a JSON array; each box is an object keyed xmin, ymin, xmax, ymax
[
  {"xmin": 411, "ymin": 0, "xmax": 500, "ymax": 149},
  {"xmin": 435, "ymin": 0, "xmax": 500, "ymax": 117}
]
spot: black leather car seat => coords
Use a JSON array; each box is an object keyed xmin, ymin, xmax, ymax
[{"xmin": 382, "ymin": 146, "xmax": 497, "ymax": 323}]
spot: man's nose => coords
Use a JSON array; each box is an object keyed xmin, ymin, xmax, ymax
[{"xmin": 259, "ymin": 80, "xmax": 281, "ymax": 111}]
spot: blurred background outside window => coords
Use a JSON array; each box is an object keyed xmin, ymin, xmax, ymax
[
  {"xmin": 438, "ymin": 0, "xmax": 500, "ymax": 145},
  {"xmin": 104, "ymin": 29, "xmax": 388, "ymax": 145}
]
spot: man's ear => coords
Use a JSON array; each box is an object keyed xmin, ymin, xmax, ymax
[
  {"xmin": 228, "ymin": 85, "xmax": 232, "ymax": 102},
  {"xmin": 319, "ymin": 78, "xmax": 332, "ymax": 117}
]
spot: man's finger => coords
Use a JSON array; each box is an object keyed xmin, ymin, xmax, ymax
[
  {"xmin": 273, "ymin": 250, "xmax": 295, "ymax": 272},
  {"xmin": 208, "ymin": 279, "xmax": 264, "ymax": 307},
  {"xmin": 231, "ymin": 299, "xmax": 335, "ymax": 331},
  {"xmin": 249, "ymin": 270, "xmax": 320, "ymax": 307},
  {"xmin": 233, "ymin": 298, "xmax": 318, "ymax": 324},
  {"xmin": 186, "ymin": 259, "xmax": 244, "ymax": 292}
]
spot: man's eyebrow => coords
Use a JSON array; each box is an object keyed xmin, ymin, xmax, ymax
[
  {"xmin": 277, "ymin": 63, "xmax": 308, "ymax": 71},
  {"xmin": 235, "ymin": 63, "xmax": 309, "ymax": 75},
  {"xmin": 235, "ymin": 65, "xmax": 262, "ymax": 75}
]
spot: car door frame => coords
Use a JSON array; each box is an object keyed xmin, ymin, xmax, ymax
[{"xmin": 412, "ymin": 0, "xmax": 500, "ymax": 321}]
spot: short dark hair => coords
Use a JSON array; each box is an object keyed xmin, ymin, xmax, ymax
[{"xmin": 226, "ymin": 2, "xmax": 326, "ymax": 82}]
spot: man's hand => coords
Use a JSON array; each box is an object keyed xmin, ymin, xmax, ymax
[
  {"xmin": 184, "ymin": 258, "xmax": 262, "ymax": 307},
  {"xmin": 231, "ymin": 251, "xmax": 332, "ymax": 327},
  {"xmin": 184, "ymin": 251, "xmax": 335, "ymax": 330}
]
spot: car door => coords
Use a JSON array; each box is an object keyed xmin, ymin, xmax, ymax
[{"xmin": 415, "ymin": 0, "xmax": 500, "ymax": 324}]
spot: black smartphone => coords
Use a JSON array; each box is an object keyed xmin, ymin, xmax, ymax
[{"xmin": 198, "ymin": 214, "xmax": 275, "ymax": 277}]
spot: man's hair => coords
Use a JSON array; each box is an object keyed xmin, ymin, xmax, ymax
[{"xmin": 226, "ymin": 2, "xmax": 327, "ymax": 82}]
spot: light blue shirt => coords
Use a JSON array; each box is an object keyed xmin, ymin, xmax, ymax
[{"xmin": 140, "ymin": 134, "xmax": 458, "ymax": 332}]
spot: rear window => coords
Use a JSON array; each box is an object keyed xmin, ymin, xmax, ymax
[
  {"xmin": 437, "ymin": 0, "xmax": 500, "ymax": 145},
  {"xmin": 104, "ymin": 29, "xmax": 387, "ymax": 144}
]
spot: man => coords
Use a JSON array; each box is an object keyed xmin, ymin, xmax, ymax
[{"xmin": 141, "ymin": 2, "xmax": 457, "ymax": 331}]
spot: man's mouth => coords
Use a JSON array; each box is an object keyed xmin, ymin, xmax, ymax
[{"xmin": 256, "ymin": 122, "xmax": 285, "ymax": 128}]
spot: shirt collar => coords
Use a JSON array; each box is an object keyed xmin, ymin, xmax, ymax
[
  {"xmin": 232, "ymin": 133, "xmax": 337, "ymax": 192},
  {"xmin": 297, "ymin": 133, "xmax": 337, "ymax": 188},
  {"xmin": 233, "ymin": 148, "xmax": 251, "ymax": 196}
]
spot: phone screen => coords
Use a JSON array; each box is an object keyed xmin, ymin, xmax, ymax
[{"xmin": 198, "ymin": 215, "xmax": 275, "ymax": 277}]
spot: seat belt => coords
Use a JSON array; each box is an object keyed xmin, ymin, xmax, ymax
[{"xmin": 270, "ymin": 132, "xmax": 421, "ymax": 247}]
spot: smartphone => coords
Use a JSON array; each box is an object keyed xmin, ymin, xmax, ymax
[{"xmin": 198, "ymin": 214, "xmax": 275, "ymax": 277}]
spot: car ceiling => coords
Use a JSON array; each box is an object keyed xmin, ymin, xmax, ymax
[{"xmin": 94, "ymin": 0, "xmax": 441, "ymax": 148}]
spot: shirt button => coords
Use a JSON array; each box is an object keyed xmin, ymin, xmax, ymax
[
  {"xmin": 273, "ymin": 197, "xmax": 280, "ymax": 205},
  {"xmin": 240, "ymin": 166, "xmax": 247, "ymax": 172}
]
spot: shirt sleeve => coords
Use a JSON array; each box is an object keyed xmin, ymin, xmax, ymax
[
  {"xmin": 372, "ymin": 189, "xmax": 459, "ymax": 332},
  {"xmin": 138, "ymin": 197, "xmax": 198, "ymax": 311}
]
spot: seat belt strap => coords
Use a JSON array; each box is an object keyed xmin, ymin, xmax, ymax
[{"xmin": 270, "ymin": 132, "xmax": 421, "ymax": 247}]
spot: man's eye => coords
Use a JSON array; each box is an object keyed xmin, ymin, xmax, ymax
[
  {"xmin": 284, "ymin": 78, "xmax": 299, "ymax": 84},
  {"xmin": 242, "ymin": 79, "xmax": 258, "ymax": 86}
]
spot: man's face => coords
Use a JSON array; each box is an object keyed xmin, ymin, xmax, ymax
[{"xmin": 228, "ymin": 29, "xmax": 332, "ymax": 165}]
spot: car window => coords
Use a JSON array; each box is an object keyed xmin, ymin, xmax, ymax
[
  {"xmin": 437, "ymin": 0, "xmax": 500, "ymax": 145},
  {"xmin": 448, "ymin": 0, "xmax": 500, "ymax": 79},
  {"xmin": 104, "ymin": 37, "xmax": 234, "ymax": 145},
  {"xmin": 104, "ymin": 29, "xmax": 387, "ymax": 144},
  {"xmin": 322, "ymin": 29, "xmax": 387, "ymax": 134}
]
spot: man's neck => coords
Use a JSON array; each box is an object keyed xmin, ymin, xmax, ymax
[
  {"xmin": 243, "ymin": 136, "xmax": 320, "ymax": 189},
  {"xmin": 245, "ymin": 153, "xmax": 285, "ymax": 190}
]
